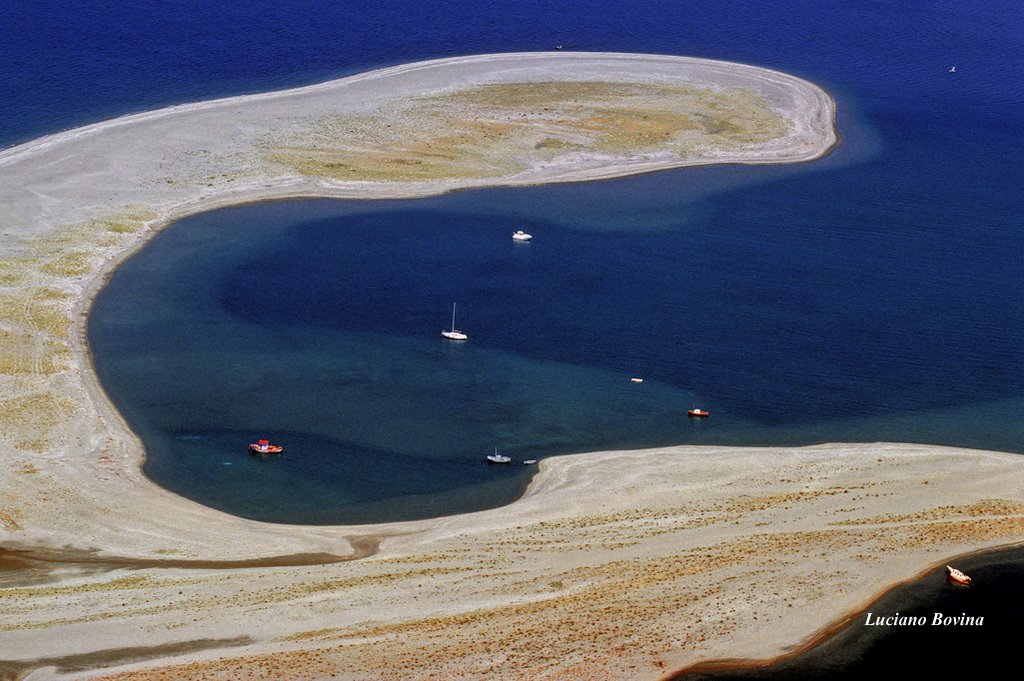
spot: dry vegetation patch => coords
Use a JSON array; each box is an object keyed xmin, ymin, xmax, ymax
[
  {"xmin": 832, "ymin": 498, "xmax": 1024, "ymax": 526},
  {"xmin": 261, "ymin": 80, "xmax": 789, "ymax": 182},
  {"xmin": 0, "ymin": 206, "xmax": 155, "ymax": 457},
  {"xmin": 0, "ymin": 329, "xmax": 68, "ymax": 374},
  {"xmin": 0, "ymin": 391, "xmax": 76, "ymax": 451}
]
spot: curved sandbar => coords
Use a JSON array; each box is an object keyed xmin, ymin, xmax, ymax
[{"xmin": 2, "ymin": 52, "xmax": 1022, "ymax": 680}]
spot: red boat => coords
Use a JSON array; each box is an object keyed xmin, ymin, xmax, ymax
[
  {"xmin": 687, "ymin": 408, "xmax": 710, "ymax": 418},
  {"xmin": 249, "ymin": 439, "xmax": 283, "ymax": 454}
]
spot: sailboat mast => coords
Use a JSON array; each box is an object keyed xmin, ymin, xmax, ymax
[{"xmin": 451, "ymin": 303, "xmax": 457, "ymax": 332}]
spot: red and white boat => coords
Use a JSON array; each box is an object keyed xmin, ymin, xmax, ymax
[
  {"xmin": 945, "ymin": 565, "xmax": 971, "ymax": 586},
  {"xmin": 687, "ymin": 408, "xmax": 710, "ymax": 418},
  {"xmin": 249, "ymin": 439, "xmax": 283, "ymax": 455}
]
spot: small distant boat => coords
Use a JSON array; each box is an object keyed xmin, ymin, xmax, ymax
[
  {"xmin": 441, "ymin": 303, "xmax": 468, "ymax": 341},
  {"xmin": 523, "ymin": 459, "xmax": 538, "ymax": 465},
  {"xmin": 487, "ymin": 447, "xmax": 512, "ymax": 464},
  {"xmin": 512, "ymin": 230, "xmax": 533, "ymax": 242},
  {"xmin": 687, "ymin": 408, "xmax": 710, "ymax": 418},
  {"xmin": 948, "ymin": 65, "xmax": 956, "ymax": 73},
  {"xmin": 630, "ymin": 377, "xmax": 644, "ymax": 383},
  {"xmin": 946, "ymin": 565, "xmax": 971, "ymax": 586},
  {"xmin": 249, "ymin": 439, "xmax": 283, "ymax": 454}
]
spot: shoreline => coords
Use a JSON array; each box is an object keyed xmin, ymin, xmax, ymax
[
  {"xmin": 664, "ymin": 540, "xmax": 1024, "ymax": 678},
  {"xmin": 6, "ymin": 52, "xmax": 1024, "ymax": 680},
  {"xmin": 0, "ymin": 51, "xmax": 838, "ymax": 162},
  {"xmin": 4, "ymin": 539, "xmax": 1022, "ymax": 681}
]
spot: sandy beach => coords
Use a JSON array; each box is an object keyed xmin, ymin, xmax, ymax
[{"xmin": 3, "ymin": 52, "xmax": 1023, "ymax": 679}]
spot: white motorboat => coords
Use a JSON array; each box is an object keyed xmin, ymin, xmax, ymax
[
  {"xmin": 487, "ymin": 447, "xmax": 512, "ymax": 464},
  {"xmin": 512, "ymin": 230, "xmax": 533, "ymax": 242},
  {"xmin": 441, "ymin": 303, "xmax": 468, "ymax": 341}
]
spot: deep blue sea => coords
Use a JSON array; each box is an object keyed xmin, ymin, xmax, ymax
[{"xmin": 6, "ymin": 1, "xmax": 1024, "ymax": 517}]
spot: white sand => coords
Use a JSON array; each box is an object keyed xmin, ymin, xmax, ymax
[{"xmin": 2, "ymin": 53, "xmax": 1021, "ymax": 680}]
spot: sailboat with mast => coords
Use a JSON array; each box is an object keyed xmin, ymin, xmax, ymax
[{"xmin": 441, "ymin": 303, "xmax": 468, "ymax": 341}]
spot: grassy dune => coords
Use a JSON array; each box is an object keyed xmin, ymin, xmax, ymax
[
  {"xmin": 0, "ymin": 209, "xmax": 154, "ymax": 454},
  {"xmin": 262, "ymin": 81, "xmax": 789, "ymax": 182}
]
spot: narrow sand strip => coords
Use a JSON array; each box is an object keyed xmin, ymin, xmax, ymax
[
  {"xmin": 3, "ymin": 53, "xmax": 1021, "ymax": 680},
  {"xmin": 4, "ymin": 444, "xmax": 1024, "ymax": 680}
]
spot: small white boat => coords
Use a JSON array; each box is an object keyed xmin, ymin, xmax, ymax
[
  {"xmin": 512, "ymin": 230, "xmax": 533, "ymax": 242},
  {"xmin": 949, "ymin": 65, "xmax": 956, "ymax": 73},
  {"xmin": 523, "ymin": 459, "xmax": 538, "ymax": 465},
  {"xmin": 441, "ymin": 303, "xmax": 468, "ymax": 341},
  {"xmin": 630, "ymin": 377, "xmax": 644, "ymax": 383},
  {"xmin": 487, "ymin": 447, "xmax": 512, "ymax": 464},
  {"xmin": 946, "ymin": 565, "xmax": 971, "ymax": 585}
]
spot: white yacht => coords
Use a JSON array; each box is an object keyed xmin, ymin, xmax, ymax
[
  {"xmin": 441, "ymin": 303, "xmax": 468, "ymax": 341},
  {"xmin": 487, "ymin": 447, "xmax": 512, "ymax": 464},
  {"xmin": 512, "ymin": 230, "xmax": 533, "ymax": 242}
]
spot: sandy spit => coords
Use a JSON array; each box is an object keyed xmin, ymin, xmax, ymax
[{"xmin": 4, "ymin": 53, "xmax": 1021, "ymax": 680}]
